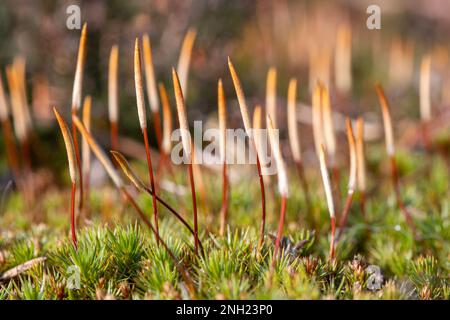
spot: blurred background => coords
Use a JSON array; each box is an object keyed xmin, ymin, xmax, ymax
[{"xmin": 0, "ymin": 0, "xmax": 449, "ymax": 180}]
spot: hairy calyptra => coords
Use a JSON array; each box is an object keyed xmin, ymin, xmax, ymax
[
  {"xmin": 143, "ymin": 34, "xmax": 162, "ymax": 150},
  {"xmin": 311, "ymin": 82, "xmax": 324, "ymax": 158},
  {"xmin": 72, "ymin": 116, "xmax": 195, "ymax": 295},
  {"xmin": 228, "ymin": 57, "xmax": 267, "ymax": 249},
  {"xmin": 81, "ymin": 96, "xmax": 92, "ymax": 215},
  {"xmin": 177, "ymin": 28, "xmax": 197, "ymax": 97},
  {"xmin": 108, "ymin": 45, "xmax": 119, "ymax": 151},
  {"xmin": 54, "ymin": 107, "xmax": 78, "ymax": 249},
  {"xmin": 71, "ymin": 23, "xmax": 87, "ymax": 214},
  {"xmin": 265, "ymin": 67, "xmax": 277, "ymax": 128},
  {"xmin": 287, "ymin": 78, "xmax": 311, "ymax": 214},
  {"xmin": 111, "ymin": 150, "xmax": 204, "ymax": 253},
  {"xmin": 134, "ymin": 39, "xmax": 160, "ymax": 244},
  {"xmin": 334, "ymin": 24, "xmax": 352, "ymax": 94},
  {"xmin": 375, "ymin": 83, "xmax": 416, "ymax": 234},
  {"xmin": 172, "ymin": 67, "xmax": 199, "ymax": 254}
]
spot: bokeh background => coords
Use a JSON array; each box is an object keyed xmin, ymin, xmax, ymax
[{"xmin": 0, "ymin": 0, "xmax": 449, "ymax": 179}]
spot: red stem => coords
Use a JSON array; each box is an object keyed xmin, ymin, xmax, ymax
[
  {"xmin": 152, "ymin": 110, "xmax": 163, "ymax": 152},
  {"xmin": 70, "ymin": 182, "xmax": 78, "ymax": 250},
  {"xmin": 219, "ymin": 161, "xmax": 229, "ymax": 236},
  {"xmin": 330, "ymin": 216, "xmax": 336, "ymax": 260},
  {"xmin": 256, "ymin": 154, "xmax": 267, "ymax": 250},
  {"xmin": 141, "ymin": 184, "xmax": 204, "ymax": 254},
  {"xmin": 142, "ymin": 128, "xmax": 159, "ymax": 245},
  {"xmin": 187, "ymin": 159, "xmax": 199, "ymax": 255},
  {"xmin": 268, "ymin": 195, "xmax": 287, "ymax": 286},
  {"xmin": 71, "ymin": 111, "xmax": 83, "ymax": 213},
  {"xmin": 337, "ymin": 191, "xmax": 354, "ymax": 240},
  {"xmin": 389, "ymin": 155, "xmax": 417, "ymax": 234}
]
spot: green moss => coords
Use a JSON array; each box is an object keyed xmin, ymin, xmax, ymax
[{"xmin": 0, "ymin": 149, "xmax": 448, "ymax": 300}]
